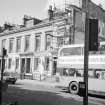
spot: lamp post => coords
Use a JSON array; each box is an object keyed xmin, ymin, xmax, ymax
[
  {"xmin": 0, "ymin": 48, "xmax": 7, "ymax": 105},
  {"xmin": 83, "ymin": 0, "xmax": 89, "ymax": 105}
]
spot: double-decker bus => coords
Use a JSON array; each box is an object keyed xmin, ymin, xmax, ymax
[{"xmin": 57, "ymin": 42, "xmax": 105, "ymax": 95}]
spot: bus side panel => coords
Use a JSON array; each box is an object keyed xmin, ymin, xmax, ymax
[{"xmin": 88, "ymin": 78, "xmax": 105, "ymax": 92}]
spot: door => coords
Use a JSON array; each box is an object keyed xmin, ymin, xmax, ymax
[
  {"xmin": 53, "ymin": 60, "xmax": 57, "ymax": 75},
  {"xmin": 21, "ymin": 58, "xmax": 25, "ymax": 73},
  {"xmin": 26, "ymin": 58, "xmax": 31, "ymax": 73}
]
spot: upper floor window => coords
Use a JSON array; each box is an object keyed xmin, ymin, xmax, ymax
[
  {"xmin": 2, "ymin": 39, "xmax": 6, "ymax": 49},
  {"xmin": 25, "ymin": 35, "xmax": 30, "ymax": 51},
  {"xmin": 35, "ymin": 35, "xmax": 41, "ymax": 51},
  {"xmin": 46, "ymin": 34, "xmax": 53, "ymax": 50},
  {"xmin": 9, "ymin": 38, "xmax": 14, "ymax": 53},
  {"xmin": 16, "ymin": 37, "xmax": 21, "ymax": 52}
]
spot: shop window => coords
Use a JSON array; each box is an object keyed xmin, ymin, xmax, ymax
[
  {"xmin": 45, "ymin": 58, "xmax": 49, "ymax": 71},
  {"xmin": 0, "ymin": 60, "xmax": 1, "ymax": 70},
  {"xmin": 15, "ymin": 58, "xmax": 19, "ymax": 69},
  {"xmin": 8, "ymin": 58, "xmax": 12, "ymax": 69},
  {"xmin": 34, "ymin": 58, "xmax": 40, "ymax": 70},
  {"xmin": 26, "ymin": 58, "xmax": 31, "ymax": 73},
  {"xmin": 4, "ymin": 59, "xmax": 7, "ymax": 70},
  {"xmin": 21, "ymin": 58, "xmax": 25, "ymax": 73}
]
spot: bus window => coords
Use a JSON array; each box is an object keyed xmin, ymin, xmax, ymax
[
  {"xmin": 60, "ymin": 47, "xmax": 82, "ymax": 56},
  {"xmin": 63, "ymin": 68, "xmax": 75, "ymax": 76},
  {"xmin": 99, "ymin": 44, "xmax": 105, "ymax": 54},
  {"xmin": 76, "ymin": 70, "xmax": 82, "ymax": 77}
]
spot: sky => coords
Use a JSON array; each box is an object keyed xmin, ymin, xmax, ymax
[{"xmin": 0, "ymin": 0, "xmax": 105, "ymax": 26}]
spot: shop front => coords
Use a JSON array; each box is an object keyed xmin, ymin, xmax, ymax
[
  {"xmin": 20, "ymin": 53, "xmax": 33, "ymax": 79},
  {"xmin": 19, "ymin": 51, "xmax": 57, "ymax": 80},
  {"xmin": 33, "ymin": 51, "xmax": 54, "ymax": 80}
]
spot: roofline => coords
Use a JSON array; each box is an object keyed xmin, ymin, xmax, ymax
[{"xmin": 0, "ymin": 21, "xmax": 51, "ymax": 37}]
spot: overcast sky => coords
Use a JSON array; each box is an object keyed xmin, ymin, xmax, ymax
[{"xmin": 0, "ymin": 0, "xmax": 105, "ymax": 26}]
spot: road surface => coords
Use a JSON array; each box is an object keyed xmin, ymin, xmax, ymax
[{"xmin": 2, "ymin": 80, "xmax": 105, "ymax": 105}]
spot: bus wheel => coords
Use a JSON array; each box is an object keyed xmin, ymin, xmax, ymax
[{"xmin": 69, "ymin": 82, "xmax": 79, "ymax": 94}]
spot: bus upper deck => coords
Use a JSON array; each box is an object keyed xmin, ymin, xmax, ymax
[{"xmin": 57, "ymin": 43, "xmax": 105, "ymax": 69}]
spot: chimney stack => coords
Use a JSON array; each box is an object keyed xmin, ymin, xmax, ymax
[{"xmin": 48, "ymin": 5, "xmax": 54, "ymax": 20}]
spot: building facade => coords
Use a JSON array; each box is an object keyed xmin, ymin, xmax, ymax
[
  {"xmin": 0, "ymin": 1, "xmax": 105, "ymax": 80},
  {"xmin": 0, "ymin": 17, "xmax": 58, "ymax": 80}
]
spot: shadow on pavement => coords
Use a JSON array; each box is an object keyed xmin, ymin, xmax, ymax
[
  {"xmin": 2, "ymin": 85, "xmax": 82, "ymax": 105},
  {"xmin": 59, "ymin": 87, "xmax": 105, "ymax": 99},
  {"xmin": 88, "ymin": 93, "xmax": 105, "ymax": 99}
]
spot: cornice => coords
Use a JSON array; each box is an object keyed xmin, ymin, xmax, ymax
[{"xmin": 0, "ymin": 22, "xmax": 52, "ymax": 37}]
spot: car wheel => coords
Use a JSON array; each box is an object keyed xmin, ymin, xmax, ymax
[{"xmin": 69, "ymin": 82, "xmax": 79, "ymax": 94}]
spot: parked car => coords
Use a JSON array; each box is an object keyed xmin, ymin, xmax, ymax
[{"xmin": 3, "ymin": 72, "xmax": 17, "ymax": 84}]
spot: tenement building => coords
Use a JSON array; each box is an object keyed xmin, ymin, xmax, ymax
[{"xmin": 0, "ymin": 1, "xmax": 105, "ymax": 80}]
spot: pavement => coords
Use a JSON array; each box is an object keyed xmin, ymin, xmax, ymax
[
  {"xmin": 16, "ymin": 79, "xmax": 64, "ymax": 88},
  {"xmin": 16, "ymin": 79, "xmax": 105, "ymax": 98}
]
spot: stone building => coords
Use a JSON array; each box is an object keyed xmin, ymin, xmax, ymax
[{"xmin": 0, "ymin": 1, "xmax": 105, "ymax": 80}]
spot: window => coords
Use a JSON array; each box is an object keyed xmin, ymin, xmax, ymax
[
  {"xmin": 25, "ymin": 35, "xmax": 30, "ymax": 51},
  {"xmin": 4, "ymin": 59, "xmax": 7, "ymax": 70},
  {"xmin": 45, "ymin": 58, "xmax": 49, "ymax": 71},
  {"xmin": 60, "ymin": 47, "xmax": 82, "ymax": 56},
  {"xmin": 34, "ymin": 58, "xmax": 40, "ymax": 70},
  {"xmin": 99, "ymin": 45, "xmax": 105, "ymax": 51},
  {"xmin": 16, "ymin": 37, "xmax": 21, "ymax": 52},
  {"xmin": 46, "ymin": 34, "xmax": 53, "ymax": 50},
  {"xmin": 26, "ymin": 58, "xmax": 31, "ymax": 73},
  {"xmin": 0, "ymin": 60, "xmax": 1, "ymax": 70},
  {"xmin": 58, "ymin": 37, "xmax": 64, "ymax": 47},
  {"xmin": 15, "ymin": 58, "xmax": 19, "ymax": 69},
  {"xmin": 2, "ymin": 39, "xmax": 6, "ymax": 49},
  {"xmin": 0, "ymin": 59, "xmax": 6, "ymax": 71},
  {"xmin": 8, "ymin": 58, "xmax": 12, "ymax": 69},
  {"xmin": 35, "ymin": 35, "xmax": 41, "ymax": 51},
  {"xmin": 9, "ymin": 38, "xmax": 14, "ymax": 53}
]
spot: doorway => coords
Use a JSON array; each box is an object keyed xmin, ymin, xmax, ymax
[{"xmin": 21, "ymin": 58, "xmax": 25, "ymax": 73}]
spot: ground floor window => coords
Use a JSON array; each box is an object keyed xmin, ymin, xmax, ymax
[
  {"xmin": 8, "ymin": 58, "xmax": 12, "ymax": 69},
  {"xmin": 4, "ymin": 59, "xmax": 7, "ymax": 70},
  {"xmin": 21, "ymin": 58, "xmax": 31, "ymax": 73},
  {"xmin": 15, "ymin": 58, "xmax": 19, "ymax": 69},
  {"xmin": 45, "ymin": 57, "xmax": 49, "ymax": 71},
  {"xmin": 0, "ymin": 60, "xmax": 1, "ymax": 70},
  {"xmin": 26, "ymin": 58, "xmax": 31, "ymax": 73},
  {"xmin": 34, "ymin": 58, "xmax": 40, "ymax": 70},
  {"xmin": 53, "ymin": 60, "xmax": 57, "ymax": 75},
  {"xmin": 21, "ymin": 58, "xmax": 25, "ymax": 73}
]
